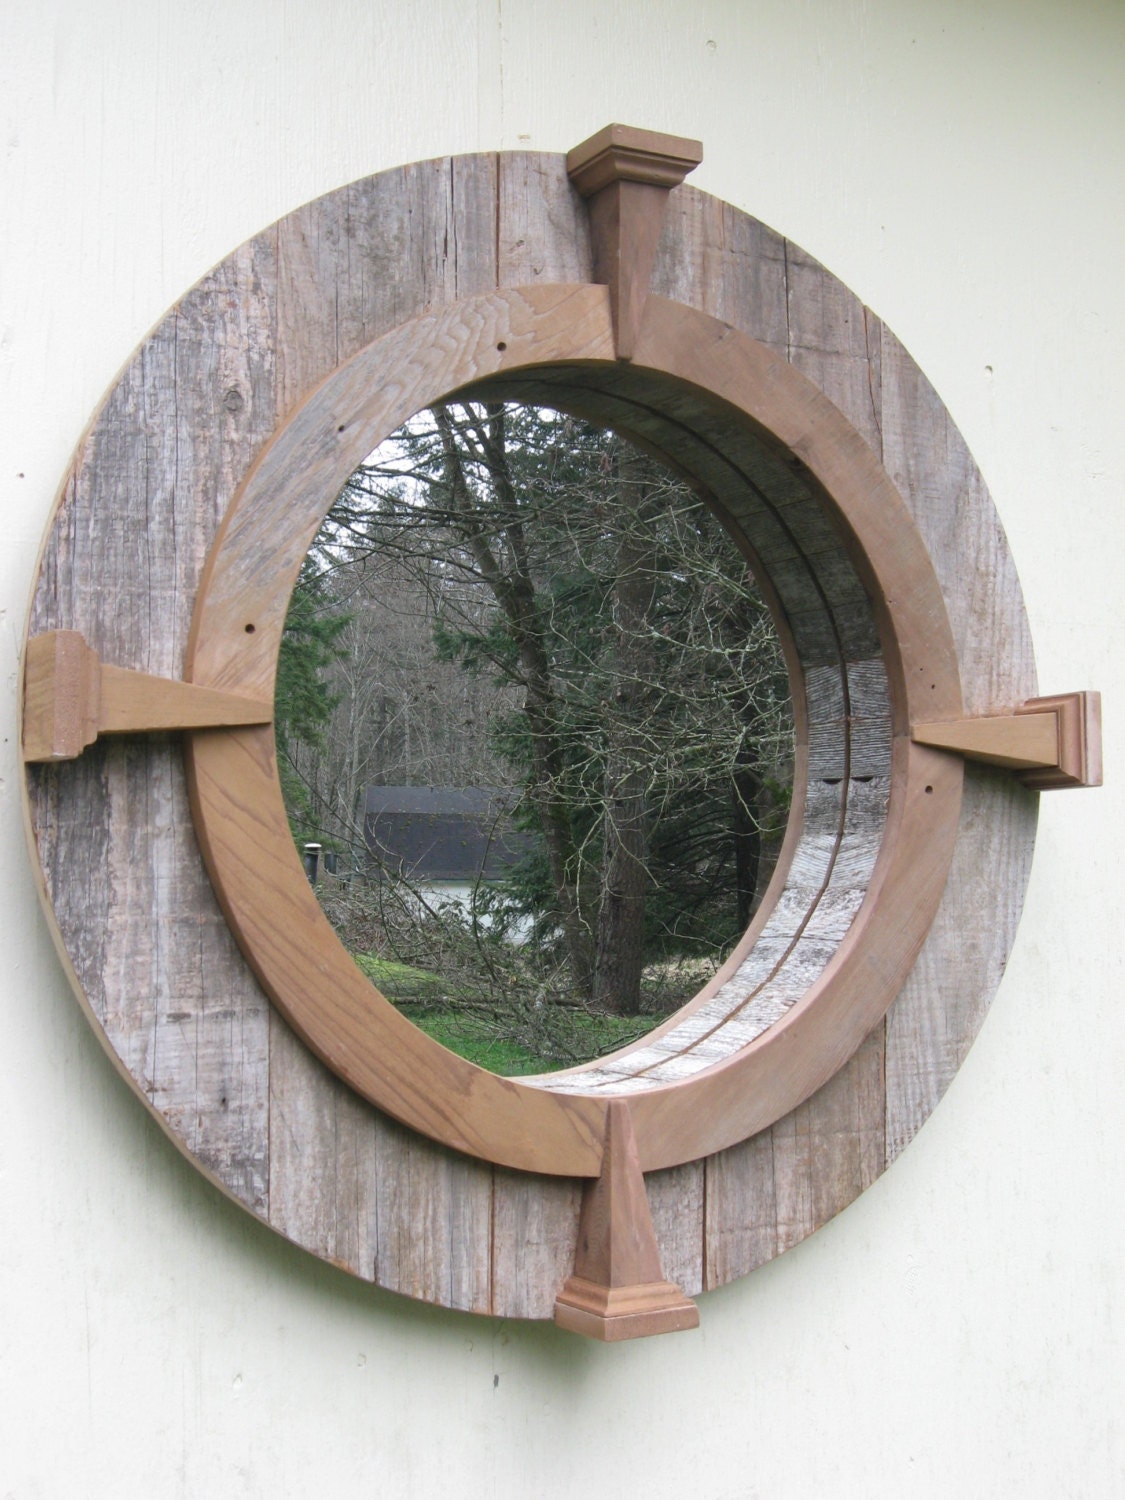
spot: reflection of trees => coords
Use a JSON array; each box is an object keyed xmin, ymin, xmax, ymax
[{"xmin": 280, "ymin": 403, "xmax": 792, "ymax": 1016}]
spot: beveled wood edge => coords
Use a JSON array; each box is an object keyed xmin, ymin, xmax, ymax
[
  {"xmin": 566, "ymin": 123, "xmax": 703, "ymax": 197},
  {"xmin": 184, "ymin": 282, "xmax": 964, "ymax": 1175},
  {"xmin": 554, "ymin": 1280, "xmax": 700, "ymax": 1340},
  {"xmin": 1021, "ymin": 691, "xmax": 1102, "ymax": 788},
  {"xmin": 630, "ymin": 737, "xmax": 962, "ymax": 1168},
  {"xmin": 22, "ymin": 629, "xmax": 272, "ymax": 762},
  {"xmin": 184, "ymin": 723, "xmax": 609, "ymax": 1176},
  {"xmin": 913, "ymin": 691, "xmax": 1102, "ymax": 788}
]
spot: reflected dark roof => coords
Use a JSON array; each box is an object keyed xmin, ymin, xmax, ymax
[{"xmin": 362, "ymin": 786, "xmax": 534, "ymax": 881}]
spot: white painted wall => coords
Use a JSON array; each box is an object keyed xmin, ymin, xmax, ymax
[{"xmin": 2, "ymin": 3, "xmax": 1121, "ymax": 1494}]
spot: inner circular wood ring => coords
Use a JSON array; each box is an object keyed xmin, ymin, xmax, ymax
[{"xmin": 185, "ymin": 281, "xmax": 964, "ymax": 1176}]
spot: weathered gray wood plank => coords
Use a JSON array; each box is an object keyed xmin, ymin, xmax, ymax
[
  {"xmin": 146, "ymin": 241, "xmax": 280, "ymax": 1211},
  {"xmin": 28, "ymin": 234, "xmax": 279, "ymax": 1218},
  {"xmin": 374, "ymin": 1115, "xmax": 492, "ymax": 1312},
  {"xmin": 654, "ymin": 186, "xmax": 789, "ymax": 352},
  {"xmin": 648, "ymin": 1162, "xmax": 705, "ymax": 1298},
  {"xmin": 770, "ymin": 1022, "xmax": 885, "ymax": 1254},
  {"xmin": 703, "ymin": 1130, "xmax": 777, "ymax": 1289},
  {"xmin": 490, "ymin": 1171, "xmax": 582, "ymax": 1320},
  {"xmin": 786, "ymin": 241, "xmax": 884, "ymax": 461},
  {"xmin": 267, "ymin": 155, "xmax": 500, "ymax": 1301},
  {"xmin": 880, "ymin": 326, "xmax": 1036, "ymax": 716},
  {"xmin": 268, "ymin": 1014, "xmax": 378, "ymax": 1272},
  {"xmin": 880, "ymin": 323, "xmax": 1037, "ymax": 1159},
  {"xmin": 498, "ymin": 153, "xmax": 590, "ymax": 286},
  {"xmin": 885, "ymin": 767, "xmax": 1037, "ymax": 1160}
]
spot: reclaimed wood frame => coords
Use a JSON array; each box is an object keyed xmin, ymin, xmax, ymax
[{"xmin": 21, "ymin": 128, "xmax": 1099, "ymax": 1341}]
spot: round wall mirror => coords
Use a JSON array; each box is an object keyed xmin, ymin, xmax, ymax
[{"xmin": 22, "ymin": 142, "xmax": 1044, "ymax": 1327}]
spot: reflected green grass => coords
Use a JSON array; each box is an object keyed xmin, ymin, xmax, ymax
[{"xmin": 356, "ymin": 953, "xmax": 652, "ymax": 1075}]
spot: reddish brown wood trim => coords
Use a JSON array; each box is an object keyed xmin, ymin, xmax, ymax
[
  {"xmin": 913, "ymin": 691, "xmax": 1102, "ymax": 788},
  {"xmin": 565, "ymin": 123, "xmax": 703, "ymax": 196},
  {"xmin": 567, "ymin": 123, "xmax": 702, "ymax": 360},
  {"xmin": 23, "ymin": 629, "xmax": 271, "ymax": 762},
  {"xmin": 554, "ymin": 1101, "xmax": 699, "ymax": 1340},
  {"xmin": 1019, "ymin": 691, "xmax": 1102, "ymax": 789},
  {"xmin": 184, "ymin": 282, "xmax": 963, "ymax": 1175}
]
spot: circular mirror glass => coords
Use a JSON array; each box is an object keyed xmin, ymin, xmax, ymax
[{"xmin": 279, "ymin": 402, "xmax": 794, "ymax": 1074}]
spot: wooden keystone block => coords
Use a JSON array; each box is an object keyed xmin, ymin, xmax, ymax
[
  {"xmin": 567, "ymin": 124, "xmax": 703, "ymax": 361},
  {"xmin": 554, "ymin": 1099, "xmax": 700, "ymax": 1341},
  {"xmin": 22, "ymin": 630, "xmax": 102, "ymax": 760},
  {"xmin": 912, "ymin": 691, "xmax": 1102, "ymax": 789},
  {"xmin": 22, "ymin": 630, "xmax": 272, "ymax": 763}
]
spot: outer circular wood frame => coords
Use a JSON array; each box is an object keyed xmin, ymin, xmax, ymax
[{"xmin": 24, "ymin": 152, "xmax": 1037, "ymax": 1318}]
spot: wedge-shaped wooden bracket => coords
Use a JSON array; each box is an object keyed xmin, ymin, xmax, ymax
[
  {"xmin": 554, "ymin": 1100, "xmax": 699, "ymax": 1341},
  {"xmin": 22, "ymin": 630, "xmax": 272, "ymax": 763},
  {"xmin": 912, "ymin": 692, "xmax": 1102, "ymax": 789},
  {"xmin": 567, "ymin": 123, "xmax": 702, "ymax": 361}
]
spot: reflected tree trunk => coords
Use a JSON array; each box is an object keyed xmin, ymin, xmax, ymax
[
  {"xmin": 594, "ymin": 449, "xmax": 657, "ymax": 1015},
  {"xmin": 436, "ymin": 405, "xmax": 598, "ymax": 998}
]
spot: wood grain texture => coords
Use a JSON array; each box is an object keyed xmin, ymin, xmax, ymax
[
  {"xmin": 23, "ymin": 149, "xmax": 1038, "ymax": 1318},
  {"xmin": 646, "ymin": 1161, "xmax": 706, "ymax": 1298},
  {"xmin": 489, "ymin": 1171, "xmax": 583, "ymax": 1320},
  {"xmin": 885, "ymin": 766, "xmax": 1035, "ymax": 1161},
  {"xmin": 913, "ymin": 710, "xmax": 1059, "ymax": 768},
  {"xmin": 268, "ymin": 1012, "xmax": 379, "ymax": 1276},
  {"xmin": 27, "ymin": 232, "xmax": 279, "ymax": 1220}
]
